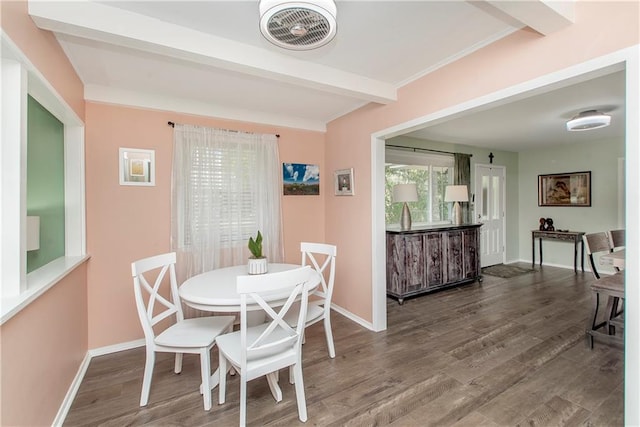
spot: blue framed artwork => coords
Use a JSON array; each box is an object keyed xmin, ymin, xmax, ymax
[{"xmin": 283, "ymin": 163, "xmax": 320, "ymax": 195}]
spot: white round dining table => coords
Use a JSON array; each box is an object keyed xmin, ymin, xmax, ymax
[{"xmin": 179, "ymin": 263, "xmax": 317, "ymax": 312}]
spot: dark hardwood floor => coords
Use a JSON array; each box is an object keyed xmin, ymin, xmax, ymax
[{"xmin": 64, "ymin": 264, "xmax": 623, "ymax": 426}]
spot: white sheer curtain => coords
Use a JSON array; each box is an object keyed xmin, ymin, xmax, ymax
[{"xmin": 171, "ymin": 124, "xmax": 284, "ymax": 288}]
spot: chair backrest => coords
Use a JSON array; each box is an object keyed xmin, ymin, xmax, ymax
[
  {"xmin": 131, "ymin": 252, "xmax": 183, "ymax": 345},
  {"xmin": 237, "ymin": 266, "xmax": 312, "ymax": 366},
  {"xmin": 608, "ymin": 229, "xmax": 625, "ymax": 250},
  {"xmin": 582, "ymin": 232, "xmax": 612, "ymax": 279},
  {"xmin": 300, "ymin": 242, "xmax": 337, "ymax": 307}
]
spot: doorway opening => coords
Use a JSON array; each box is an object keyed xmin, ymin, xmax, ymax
[{"xmin": 371, "ymin": 51, "xmax": 636, "ymax": 333}]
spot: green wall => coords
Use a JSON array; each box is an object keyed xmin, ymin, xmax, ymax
[
  {"xmin": 26, "ymin": 95, "xmax": 65, "ymax": 272},
  {"xmin": 518, "ymin": 137, "xmax": 624, "ymax": 272}
]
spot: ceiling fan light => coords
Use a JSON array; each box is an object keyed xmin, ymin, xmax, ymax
[
  {"xmin": 259, "ymin": 0, "xmax": 337, "ymax": 51},
  {"xmin": 566, "ymin": 110, "xmax": 611, "ymax": 131}
]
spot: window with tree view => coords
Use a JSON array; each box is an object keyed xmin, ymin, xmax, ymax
[{"xmin": 385, "ymin": 148, "xmax": 454, "ymax": 226}]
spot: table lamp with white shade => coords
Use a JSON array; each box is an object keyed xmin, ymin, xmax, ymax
[
  {"xmin": 445, "ymin": 185, "xmax": 469, "ymax": 225},
  {"xmin": 393, "ymin": 183, "xmax": 418, "ymax": 230}
]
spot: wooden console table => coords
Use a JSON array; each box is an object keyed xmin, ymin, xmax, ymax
[{"xmin": 531, "ymin": 230, "xmax": 585, "ymax": 273}]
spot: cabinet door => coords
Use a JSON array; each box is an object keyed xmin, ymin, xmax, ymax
[
  {"xmin": 462, "ymin": 228, "xmax": 480, "ymax": 279},
  {"xmin": 386, "ymin": 234, "xmax": 405, "ymax": 296},
  {"xmin": 445, "ymin": 230, "xmax": 464, "ymax": 283},
  {"xmin": 403, "ymin": 234, "xmax": 426, "ymax": 293},
  {"xmin": 424, "ymin": 232, "xmax": 444, "ymax": 287},
  {"xmin": 386, "ymin": 234, "xmax": 425, "ymax": 296}
]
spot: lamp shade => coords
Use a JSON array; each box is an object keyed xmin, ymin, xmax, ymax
[
  {"xmin": 444, "ymin": 185, "xmax": 469, "ymax": 202},
  {"xmin": 392, "ymin": 183, "xmax": 418, "ymax": 203},
  {"xmin": 26, "ymin": 216, "xmax": 40, "ymax": 251}
]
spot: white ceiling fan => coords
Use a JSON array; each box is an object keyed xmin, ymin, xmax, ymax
[{"xmin": 259, "ymin": 0, "xmax": 337, "ymax": 50}]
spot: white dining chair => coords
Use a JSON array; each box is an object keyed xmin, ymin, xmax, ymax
[
  {"xmin": 131, "ymin": 252, "xmax": 235, "ymax": 410},
  {"xmin": 285, "ymin": 242, "xmax": 337, "ymax": 359},
  {"xmin": 215, "ymin": 265, "xmax": 313, "ymax": 427}
]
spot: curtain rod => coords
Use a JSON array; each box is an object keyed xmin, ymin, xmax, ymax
[
  {"xmin": 386, "ymin": 144, "xmax": 472, "ymax": 157},
  {"xmin": 167, "ymin": 121, "xmax": 279, "ymax": 138}
]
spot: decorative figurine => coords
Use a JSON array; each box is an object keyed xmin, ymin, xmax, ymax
[
  {"xmin": 539, "ymin": 217, "xmax": 555, "ymax": 231},
  {"xmin": 545, "ymin": 218, "xmax": 555, "ymax": 231}
]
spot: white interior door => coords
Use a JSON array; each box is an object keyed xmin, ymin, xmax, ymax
[{"xmin": 474, "ymin": 164, "xmax": 505, "ymax": 267}]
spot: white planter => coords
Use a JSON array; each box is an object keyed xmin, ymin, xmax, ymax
[{"xmin": 248, "ymin": 257, "xmax": 268, "ymax": 275}]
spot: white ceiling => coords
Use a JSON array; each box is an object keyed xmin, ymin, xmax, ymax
[
  {"xmin": 404, "ymin": 70, "xmax": 626, "ymax": 151},
  {"xmin": 26, "ymin": 0, "xmax": 624, "ymax": 151}
]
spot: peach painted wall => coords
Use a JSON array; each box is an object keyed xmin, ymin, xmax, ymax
[
  {"xmin": 85, "ymin": 103, "xmax": 325, "ymax": 348},
  {"xmin": 0, "ymin": 0, "xmax": 84, "ymax": 119},
  {"xmin": 324, "ymin": 1, "xmax": 639, "ymax": 321},
  {"xmin": 0, "ymin": 264, "xmax": 88, "ymax": 426},
  {"xmin": 1, "ymin": 2, "xmax": 88, "ymax": 426}
]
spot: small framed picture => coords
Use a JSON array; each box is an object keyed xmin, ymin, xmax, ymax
[
  {"xmin": 334, "ymin": 168, "xmax": 354, "ymax": 196},
  {"xmin": 119, "ymin": 148, "xmax": 155, "ymax": 186},
  {"xmin": 282, "ymin": 163, "xmax": 320, "ymax": 195}
]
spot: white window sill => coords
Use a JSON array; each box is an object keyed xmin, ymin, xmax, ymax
[{"xmin": 1, "ymin": 255, "xmax": 90, "ymax": 325}]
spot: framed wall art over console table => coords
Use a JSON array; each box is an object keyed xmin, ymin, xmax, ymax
[{"xmin": 386, "ymin": 223, "xmax": 482, "ymax": 304}]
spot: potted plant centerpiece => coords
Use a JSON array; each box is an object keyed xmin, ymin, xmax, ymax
[{"xmin": 247, "ymin": 231, "xmax": 268, "ymax": 274}]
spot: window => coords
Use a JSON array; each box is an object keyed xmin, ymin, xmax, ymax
[
  {"xmin": 171, "ymin": 125, "xmax": 283, "ymax": 278},
  {"xmin": 385, "ymin": 148, "xmax": 453, "ymax": 225},
  {"xmin": 184, "ymin": 144, "xmax": 261, "ymax": 247}
]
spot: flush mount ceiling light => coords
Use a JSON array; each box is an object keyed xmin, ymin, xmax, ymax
[
  {"xmin": 566, "ymin": 110, "xmax": 611, "ymax": 131},
  {"xmin": 259, "ymin": 0, "xmax": 337, "ymax": 50}
]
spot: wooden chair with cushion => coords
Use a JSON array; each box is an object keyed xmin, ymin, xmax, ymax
[
  {"xmin": 582, "ymin": 233, "xmax": 623, "ymax": 344},
  {"xmin": 131, "ymin": 252, "xmax": 235, "ymax": 410},
  {"xmin": 607, "ymin": 229, "xmax": 625, "ymax": 275},
  {"xmin": 216, "ymin": 265, "xmax": 313, "ymax": 426},
  {"xmin": 582, "ymin": 232, "xmax": 612, "ymax": 280},
  {"xmin": 607, "ymin": 229, "xmax": 625, "ymax": 250}
]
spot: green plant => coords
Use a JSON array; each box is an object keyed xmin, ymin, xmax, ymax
[{"xmin": 248, "ymin": 231, "xmax": 264, "ymax": 258}]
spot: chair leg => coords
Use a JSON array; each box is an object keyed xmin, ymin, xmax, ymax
[
  {"xmin": 240, "ymin": 377, "xmax": 247, "ymax": 427},
  {"xmin": 289, "ymin": 366, "xmax": 294, "ymax": 385},
  {"xmin": 200, "ymin": 349, "xmax": 212, "ymax": 411},
  {"xmin": 218, "ymin": 353, "xmax": 227, "ymax": 405},
  {"xmin": 603, "ymin": 296, "xmax": 616, "ymax": 335},
  {"xmin": 292, "ymin": 362, "xmax": 308, "ymax": 422},
  {"xmin": 587, "ymin": 292, "xmax": 600, "ymax": 350},
  {"xmin": 174, "ymin": 352, "xmax": 183, "ymax": 374},
  {"xmin": 140, "ymin": 348, "xmax": 155, "ymax": 406},
  {"xmin": 323, "ymin": 315, "xmax": 336, "ymax": 358},
  {"xmin": 266, "ymin": 372, "xmax": 283, "ymax": 402},
  {"xmin": 586, "ymin": 331, "xmax": 593, "ymax": 349}
]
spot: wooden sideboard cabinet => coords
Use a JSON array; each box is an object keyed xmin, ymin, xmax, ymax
[{"xmin": 386, "ymin": 223, "xmax": 482, "ymax": 304}]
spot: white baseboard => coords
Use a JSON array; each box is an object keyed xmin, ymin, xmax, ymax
[
  {"xmin": 514, "ymin": 258, "xmax": 578, "ymax": 270},
  {"xmin": 330, "ymin": 303, "xmax": 373, "ymax": 331},
  {"xmin": 88, "ymin": 338, "xmax": 145, "ymax": 357},
  {"xmin": 52, "ymin": 352, "xmax": 91, "ymax": 427}
]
